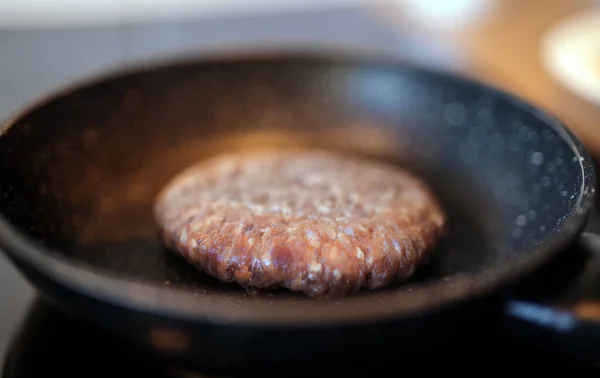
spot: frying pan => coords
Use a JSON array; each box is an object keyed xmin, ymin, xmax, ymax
[{"xmin": 0, "ymin": 50, "xmax": 597, "ymax": 375}]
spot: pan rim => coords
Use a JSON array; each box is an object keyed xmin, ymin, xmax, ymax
[{"xmin": 0, "ymin": 48, "xmax": 595, "ymax": 327}]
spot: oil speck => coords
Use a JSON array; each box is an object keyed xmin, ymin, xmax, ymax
[
  {"xmin": 85, "ymin": 165, "xmax": 100, "ymax": 182},
  {"xmin": 459, "ymin": 142, "xmax": 478, "ymax": 163},
  {"xmin": 541, "ymin": 177, "xmax": 551, "ymax": 187},
  {"xmin": 468, "ymin": 126, "xmax": 487, "ymax": 148},
  {"xmin": 487, "ymin": 134, "xmax": 506, "ymax": 153},
  {"xmin": 507, "ymin": 135, "xmax": 521, "ymax": 151},
  {"xmin": 82, "ymin": 128, "xmax": 99, "ymax": 148},
  {"xmin": 444, "ymin": 102, "xmax": 467, "ymax": 126},
  {"xmin": 122, "ymin": 91, "xmax": 143, "ymax": 113},
  {"xmin": 530, "ymin": 151, "xmax": 544, "ymax": 166},
  {"xmin": 99, "ymin": 198, "xmax": 116, "ymax": 214},
  {"xmin": 518, "ymin": 125, "xmax": 532, "ymax": 140},
  {"xmin": 51, "ymin": 183, "xmax": 63, "ymax": 199},
  {"xmin": 71, "ymin": 214, "xmax": 84, "ymax": 228}
]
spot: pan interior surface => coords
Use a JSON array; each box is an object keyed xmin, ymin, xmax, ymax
[{"xmin": 0, "ymin": 55, "xmax": 589, "ymax": 323}]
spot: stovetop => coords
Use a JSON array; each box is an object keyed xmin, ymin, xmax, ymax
[
  {"xmin": 3, "ymin": 297, "xmax": 600, "ymax": 378},
  {"xmin": 3, "ymin": 165, "xmax": 600, "ymax": 377}
]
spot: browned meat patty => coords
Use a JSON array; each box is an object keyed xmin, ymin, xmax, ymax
[{"xmin": 154, "ymin": 149, "xmax": 446, "ymax": 298}]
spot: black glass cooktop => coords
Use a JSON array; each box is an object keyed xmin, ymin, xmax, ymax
[{"xmin": 3, "ymin": 297, "xmax": 600, "ymax": 377}]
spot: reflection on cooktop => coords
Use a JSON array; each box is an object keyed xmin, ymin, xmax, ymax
[
  {"xmin": 3, "ymin": 299, "xmax": 173, "ymax": 378},
  {"xmin": 3, "ymin": 298, "xmax": 600, "ymax": 378}
]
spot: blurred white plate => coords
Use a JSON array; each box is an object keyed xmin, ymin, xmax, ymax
[{"xmin": 540, "ymin": 9, "xmax": 600, "ymax": 106}]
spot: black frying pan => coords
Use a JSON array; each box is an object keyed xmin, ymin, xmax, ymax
[{"xmin": 0, "ymin": 51, "xmax": 597, "ymax": 375}]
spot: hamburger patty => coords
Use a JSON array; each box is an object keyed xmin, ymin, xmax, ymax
[{"xmin": 154, "ymin": 149, "xmax": 446, "ymax": 298}]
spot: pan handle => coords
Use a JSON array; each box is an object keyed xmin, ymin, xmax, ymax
[{"xmin": 500, "ymin": 232, "xmax": 600, "ymax": 363}]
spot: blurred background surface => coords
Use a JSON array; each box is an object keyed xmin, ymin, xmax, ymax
[{"xmin": 0, "ymin": 0, "xmax": 599, "ymax": 364}]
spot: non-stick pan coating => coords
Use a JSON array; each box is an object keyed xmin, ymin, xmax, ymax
[{"xmin": 0, "ymin": 53, "xmax": 593, "ymax": 326}]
